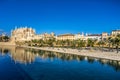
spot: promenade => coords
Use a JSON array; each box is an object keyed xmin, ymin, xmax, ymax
[{"xmin": 0, "ymin": 42, "xmax": 15, "ymax": 46}]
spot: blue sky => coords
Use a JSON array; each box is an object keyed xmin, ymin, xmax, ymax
[{"xmin": 0, "ymin": 0, "xmax": 120, "ymax": 35}]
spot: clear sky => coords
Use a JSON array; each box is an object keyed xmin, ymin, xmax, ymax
[{"xmin": 0, "ymin": 0, "xmax": 120, "ymax": 35}]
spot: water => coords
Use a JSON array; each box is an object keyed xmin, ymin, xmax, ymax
[{"xmin": 0, "ymin": 46, "xmax": 120, "ymax": 80}]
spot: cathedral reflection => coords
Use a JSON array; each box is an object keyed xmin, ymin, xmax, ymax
[
  {"xmin": 0, "ymin": 46, "xmax": 120, "ymax": 71},
  {"xmin": 0, "ymin": 46, "xmax": 35, "ymax": 64}
]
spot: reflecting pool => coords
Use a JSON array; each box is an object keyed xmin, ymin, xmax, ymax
[{"xmin": 0, "ymin": 46, "xmax": 120, "ymax": 80}]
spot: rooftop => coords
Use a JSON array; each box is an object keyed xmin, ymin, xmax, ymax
[
  {"xmin": 57, "ymin": 33, "xmax": 74, "ymax": 37},
  {"xmin": 112, "ymin": 30, "xmax": 120, "ymax": 31},
  {"xmin": 87, "ymin": 34, "xmax": 101, "ymax": 36}
]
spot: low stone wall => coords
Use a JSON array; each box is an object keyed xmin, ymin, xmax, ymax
[{"xmin": 0, "ymin": 42, "xmax": 16, "ymax": 46}]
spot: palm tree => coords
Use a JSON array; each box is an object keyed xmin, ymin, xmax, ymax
[
  {"xmin": 56, "ymin": 40, "xmax": 61, "ymax": 47},
  {"xmin": 0, "ymin": 36, "xmax": 2, "ymax": 42},
  {"xmin": 97, "ymin": 41, "xmax": 101, "ymax": 47},
  {"xmin": 38, "ymin": 39, "xmax": 44, "ymax": 47},
  {"xmin": 108, "ymin": 37, "xmax": 113, "ymax": 50},
  {"xmin": 77, "ymin": 39, "xmax": 85, "ymax": 49},
  {"xmin": 0, "ymin": 35, "xmax": 9, "ymax": 42},
  {"xmin": 71, "ymin": 40, "xmax": 77, "ymax": 48},
  {"xmin": 114, "ymin": 34, "xmax": 120, "ymax": 53},
  {"xmin": 65, "ymin": 39, "xmax": 71, "ymax": 48},
  {"xmin": 61, "ymin": 40, "xmax": 66, "ymax": 47},
  {"xmin": 97, "ymin": 40, "xmax": 105, "ymax": 51},
  {"xmin": 47, "ymin": 38, "xmax": 55, "ymax": 47},
  {"xmin": 101, "ymin": 40, "xmax": 105, "ymax": 50},
  {"xmin": 3, "ymin": 36, "xmax": 9, "ymax": 42},
  {"xmin": 87, "ymin": 39, "xmax": 95, "ymax": 47},
  {"xmin": 31, "ymin": 39, "xmax": 38, "ymax": 46}
]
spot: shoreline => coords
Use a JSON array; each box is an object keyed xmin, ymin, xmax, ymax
[
  {"xmin": 0, "ymin": 43, "xmax": 120, "ymax": 61},
  {"xmin": 19, "ymin": 45, "xmax": 120, "ymax": 61},
  {"xmin": 0, "ymin": 42, "xmax": 16, "ymax": 46}
]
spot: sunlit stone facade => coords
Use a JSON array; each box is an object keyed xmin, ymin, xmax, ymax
[
  {"xmin": 11, "ymin": 26, "xmax": 44, "ymax": 42},
  {"xmin": 74, "ymin": 32, "xmax": 85, "ymax": 40},
  {"xmin": 85, "ymin": 34, "xmax": 102, "ymax": 41},
  {"xmin": 11, "ymin": 27, "xmax": 35, "ymax": 42},
  {"xmin": 111, "ymin": 30, "xmax": 120, "ymax": 36},
  {"xmin": 42, "ymin": 32, "xmax": 55, "ymax": 40},
  {"xmin": 11, "ymin": 27, "xmax": 56, "ymax": 42},
  {"xmin": 57, "ymin": 34, "xmax": 75, "ymax": 40},
  {"xmin": 102, "ymin": 32, "xmax": 108, "ymax": 40},
  {"xmin": 10, "ymin": 26, "xmax": 119, "ymax": 42}
]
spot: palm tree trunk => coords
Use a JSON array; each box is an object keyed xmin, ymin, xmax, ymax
[
  {"xmin": 116, "ymin": 45, "xmax": 119, "ymax": 53},
  {"xmin": 109, "ymin": 43, "xmax": 110, "ymax": 51}
]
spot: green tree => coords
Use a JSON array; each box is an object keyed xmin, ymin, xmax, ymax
[
  {"xmin": 3, "ymin": 36, "xmax": 9, "ymax": 42},
  {"xmin": 71, "ymin": 40, "xmax": 77, "ymax": 48},
  {"xmin": 56, "ymin": 40, "xmax": 61, "ymax": 47},
  {"xmin": 108, "ymin": 37, "xmax": 112, "ymax": 49},
  {"xmin": 77, "ymin": 39, "xmax": 85, "ymax": 49},
  {"xmin": 31, "ymin": 39, "xmax": 40, "ymax": 46},
  {"xmin": 0, "ymin": 36, "xmax": 9, "ymax": 42},
  {"xmin": 65, "ymin": 39, "xmax": 71, "ymax": 48},
  {"xmin": 61, "ymin": 40, "xmax": 66, "ymax": 47},
  {"xmin": 87, "ymin": 39, "xmax": 95, "ymax": 47},
  {"xmin": 114, "ymin": 34, "xmax": 120, "ymax": 53},
  {"xmin": 47, "ymin": 38, "xmax": 55, "ymax": 47},
  {"xmin": 38, "ymin": 39, "xmax": 44, "ymax": 47}
]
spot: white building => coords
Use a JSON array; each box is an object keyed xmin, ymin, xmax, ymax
[
  {"xmin": 74, "ymin": 32, "xmax": 85, "ymax": 40},
  {"xmin": 33, "ymin": 34, "xmax": 43, "ymax": 40},
  {"xmin": 111, "ymin": 30, "xmax": 120, "ymax": 36},
  {"xmin": 85, "ymin": 34, "xmax": 102, "ymax": 41}
]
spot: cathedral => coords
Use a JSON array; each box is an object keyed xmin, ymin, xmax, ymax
[
  {"xmin": 10, "ymin": 26, "xmax": 55, "ymax": 42},
  {"xmin": 11, "ymin": 26, "xmax": 36, "ymax": 42}
]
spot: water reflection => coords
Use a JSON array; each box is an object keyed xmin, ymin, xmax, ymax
[
  {"xmin": 0, "ymin": 46, "xmax": 120, "ymax": 71},
  {"xmin": 0, "ymin": 46, "xmax": 35, "ymax": 64}
]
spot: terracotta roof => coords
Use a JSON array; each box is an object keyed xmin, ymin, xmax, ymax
[
  {"xmin": 58, "ymin": 34, "xmax": 74, "ymax": 37},
  {"xmin": 87, "ymin": 34, "xmax": 101, "ymax": 36},
  {"xmin": 112, "ymin": 30, "xmax": 120, "ymax": 31}
]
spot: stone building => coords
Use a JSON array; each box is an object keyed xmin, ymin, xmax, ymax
[
  {"xmin": 42, "ymin": 32, "xmax": 55, "ymax": 40},
  {"xmin": 57, "ymin": 34, "xmax": 75, "ymax": 40},
  {"xmin": 11, "ymin": 27, "xmax": 55, "ymax": 42},
  {"xmin": 102, "ymin": 32, "xmax": 108, "ymax": 40},
  {"xmin": 11, "ymin": 27, "xmax": 36, "ymax": 42},
  {"xmin": 85, "ymin": 34, "xmax": 102, "ymax": 41},
  {"xmin": 74, "ymin": 32, "xmax": 85, "ymax": 40},
  {"xmin": 111, "ymin": 30, "xmax": 120, "ymax": 36}
]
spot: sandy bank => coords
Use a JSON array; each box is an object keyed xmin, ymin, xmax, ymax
[{"xmin": 0, "ymin": 42, "xmax": 15, "ymax": 46}]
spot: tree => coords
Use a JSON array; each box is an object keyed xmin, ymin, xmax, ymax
[
  {"xmin": 97, "ymin": 41, "xmax": 101, "ymax": 47},
  {"xmin": 87, "ymin": 39, "xmax": 95, "ymax": 47},
  {"xmin": 61, "ymin": 40, "xmax": 66, "ymax": 47},
  {"xmin": 0, "ymin": 36, "xmax": 9, "ymax": 42},
  {"xmin": 97, "ymin": 40, "xmax": 105, "ymax": 52},
  {"xmin": 65, "ymin": 39, "xmax": 71, "ymax": 47},
  {"xmin": 31, "ymin": 39, "xmax": 39, "ymax": 46},
  {"xmin": 101, "ymin": 40, "xmax": 105, "ymax": 49},
  {"xmin": 114, "ymin": 34, "xmax": 120, "ymax": 53},
  {"xmin": 47, "ymin": 39, "xmax": 54, "ymax": 47},
  {"xmin": 71, "ymin": 40, "xmax": 77, "ymax": 48},
  {"xmin": 108, "ymin": 37, "xmax": 112, "ymax": 49},
  {"xmin": 56, "ymin": 40, "xmax": 61, "ymax": 47},
  {"xmin": 77, "ymin": 39, "xmax": 85, "ymax": 49},
  {"xmin": 3, "ymin": 36, "xmax": 9, "ymax": 42},
  {"xmin": 38, "ymin": 39, "xmax": 44, "ymax": 47}
]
